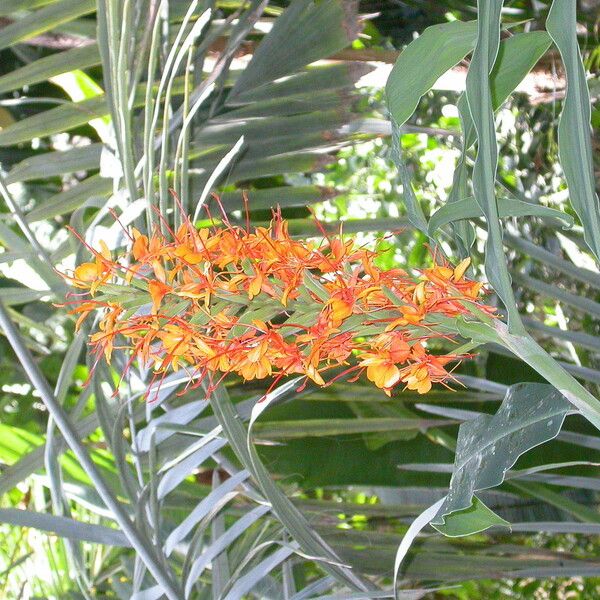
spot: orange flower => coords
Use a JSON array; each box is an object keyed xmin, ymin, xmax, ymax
[
  {"xmin": 149, "ymin": 280, "xmax": 171, "ymax": 313},
  {"xmin": 157, "ymin": 324, "xmax": 193, "ymax": 371},
  {"xmin": 399, "ymin": 342, "xmax": 459, "ymax": 394},
  {"xmin": 70, "ymin": 240, "xmax": 113, "ymax": 294},
  {"xmin": 61, "ymin": 205, "xmax": 494, "ymax": 399},
  {"xmin": 359, "ymin": 333, "xmax": 411, "ymax": 395}
]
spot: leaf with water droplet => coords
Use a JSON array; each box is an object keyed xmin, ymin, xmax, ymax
[{"xmin": 431, "ymin": 383, "xmax": 571, "ymax": 536}]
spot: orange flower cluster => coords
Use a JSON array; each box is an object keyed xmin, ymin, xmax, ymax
[{"xmin": 63, "ymin": 211, "xmax": 494, "ymax": 398}]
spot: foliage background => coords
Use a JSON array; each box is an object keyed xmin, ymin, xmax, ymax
[{"xmin": 0, "ymin": 0, "xmax": 599, "ymax": 598}]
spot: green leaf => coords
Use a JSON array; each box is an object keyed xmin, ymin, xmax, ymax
[
  {"xmin": 385, "ymin": 20, "xmax": 478, "ymax": 127},
  {"xmin": 511, "ymin": 272, "xmax": 600, "ymax": 319},
  {"xmin": 0, "ymin": 508, "xmax": 131, "ymax": 547},
  {"xmin": 6, "ymin": 144, "xmax": 102, "ymax": 184},
  {"xmin": 431, "ymin": 383, "xmax": 572, "ymax": 536},
  {"xmin": 230, "ymin": 0, "xmax": 358, "ymax": 99},
  {"xmin": 0, "ymin": 0, "xmax": 95, "ymax": 51},
  {"xmin": 547, "ymin": 0, "xmax": 600, "ymax": 263},
  {"xmin": 432, "ymin": 497, "xmax": 509, "ymax": 538},
  {"xmin": 211, "ymin": 384, "xmax": 371, "ymax": 593},
  {"xmin": 0, "ymin": 44, "xmax": 101, "ymax": 95},
  {"xmin": 26, "ymin": 174, "xmax": 112, "ymax": 222},
  {"xmin": 0, "ymin": 0, "xmax": 57, "ymax": 16},
  {"xmin": 459, "ymin": 31, "xmax": 553, "ymax": 153},
  {"xmin": 390, "ymin": 123, "xmax": 429, "ymax": 235},
  {"xmin": 230, "ymin": 62, "xmax": 370, "ymax": 104},
  {"xmin": 197, "ymin": 111, "xmax": 350, "ymax": 146},
  {"xmin": 0, "ymin": 287, "xmax": 50, "ymax": 305},
  {"xmin": 0, "ymin": 96, "xmax": 107, "ymax": 147},
  {"xmin": 191, "ymin": 153, "xmax": 333, "ymax": 191},
  {"xmin": 446, "ymin": 31, "xmax": 551, "ymax": 255},
  {"xmin": 490, "ymin": 31, "xmax": 551, "ymax": 109},
  {"xmin": 466, "ymin": 0, "xmax": 522, "ymax": 330},
  {"xmin": 428, "ymin": 197, "xmax": 574, "ymax": 234},
  {"xmin": 0, "ymin": 78, "xmax": 186, "ymax": 147},
  {"xmin": 253, "ymin": 417, "xmax": 453, "ymax": 440},
  {"xmin": 220, "ymin": 185, "xmax": 335, "ymax": 213}
]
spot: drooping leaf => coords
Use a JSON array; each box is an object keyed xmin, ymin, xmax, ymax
[
  {"xmin": 445, "ymin": 30, "xmax": 551, "ymax": 254},
  {"xmin": 547, "ymin": 0, "xmax": 600, "ymax": 263},
  {"xmin": 465, "ymin": 0, "xmax": 522, "ymax": 329},
  {"xmin": 431, "ymin": 383, "xmax": 572, "ymax": 536}
]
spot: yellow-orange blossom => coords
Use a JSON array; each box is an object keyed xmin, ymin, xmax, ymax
[{"xmin": 63, "ymin": 209, "xmax": 495, "ymax": 398}]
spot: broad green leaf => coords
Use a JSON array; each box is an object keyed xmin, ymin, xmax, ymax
[
  {"xmin": 0, "ymin": 45, "xmax": 101, "ymax": 95},
  {"xmin": 386, "ymin": 20, "xmax": 478, "ymax": 127},
  {"xmin": 460, "ymin": 31, "xmax": 553, "ymax": 151},
  {"xmin": 430, "ymin": 497, "xmax": 509, "ymax": 538},
  {"xmin": 452, "ymin": 316, "xmax": 600, "ymax": 430},
  {"xmin": 547, "ymin": 0, "xmax": 600, "ymax": 263},
  {"xmin": 431, "ymin": 383, "xmax": 572, "ymax": 536},
  {"xmin": 0, "ymin": 0, "xmax": 95, "ymax": 51},
  {"xmin": 428, "ymin": 197, "xmax": 574, "ymax": 234},
  {"xmin": 490, "ymin": 31, "xmax": 551, "ymax": 111}
]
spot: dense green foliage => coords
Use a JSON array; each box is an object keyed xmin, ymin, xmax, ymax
[{"xmin": 0, "ymin": 1, "xmax": 599, "ymax": 599}]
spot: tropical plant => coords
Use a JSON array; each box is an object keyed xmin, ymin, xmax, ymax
[{"xmin": 1, "ymin": 1, "xmax": 600, "ymax": 599}]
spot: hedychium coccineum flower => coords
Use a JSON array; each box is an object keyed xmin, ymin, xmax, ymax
[{"xmin": 59, "ymin": 203, "xmax": 496, "ymax": 399}]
